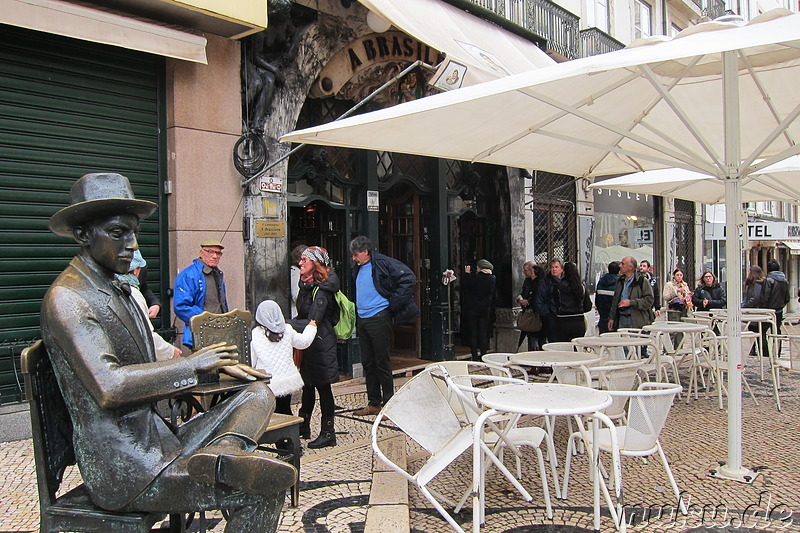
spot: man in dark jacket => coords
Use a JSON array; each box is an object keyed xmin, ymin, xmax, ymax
[
  {"xmin": 760, "ymin": 259, "xmax": 790, "ymax": 357},
  {"xmin": 609, "ymin": 256, "xmax": 655, "ymax": 331},
  {"xmin": 596, "ymin": 261, "xmax": 620, "ymax": 334},
  {"xmin": 350, "ymin": 236, "xmax": 420, "ymax": 415}
]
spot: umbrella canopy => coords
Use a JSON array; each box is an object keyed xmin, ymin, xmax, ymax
[
  {"xmin": 283, "ymin": 9, "xmax": 800, "ymax": 482},
  {"xmin": 588, "ymin": 155, "xmax": 800, "ymax": 204},
  {"xmin": 282, "ymin": 10, "xmax": 800, "ymax": 178}
]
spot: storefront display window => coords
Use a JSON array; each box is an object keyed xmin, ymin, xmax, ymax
[{"xmin": 591, "ymin": 183, "xmax": 656, "ymax": 289}]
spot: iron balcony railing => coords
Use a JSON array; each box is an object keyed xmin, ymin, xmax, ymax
[
  {"xmin": 579, "ymin": 27, "xmax": 624, "ymax": 57},
  {"xmin": 469, "ymin": 0, "xmax": 580, "ymax": 60},
  {"xmin": 704, "ymin": 0, "xmax": 726, "ymax": 20}
]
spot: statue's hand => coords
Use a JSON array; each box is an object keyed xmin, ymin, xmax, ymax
[
  {"xmin": 220, "ymin": 364, "xmax": 269, "ymax": 381},
  {"xmin": 187, "ymin": 342, "xmax": 239, "ymax": 373}
]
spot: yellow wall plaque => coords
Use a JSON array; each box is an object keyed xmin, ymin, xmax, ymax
[{"xmin": 255, "ymin": 220, "xmax": 285, "ymax": 238}]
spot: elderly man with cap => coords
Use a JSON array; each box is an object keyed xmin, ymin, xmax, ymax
[
  {"xmin": 174, "ymin": 238, "xmax": 229, "ymax": 348},
  {"xmin": 462, "ymin": 259, "xmax": 497, "ymax": 361},
  {"xmin": 40, "ymin": 172, "xmax": 296, "ymax": 532}
]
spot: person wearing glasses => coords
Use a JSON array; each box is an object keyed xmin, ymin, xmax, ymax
[
  {"xmin": 174, "ymin": 239, "xmax": 229, "ymax": 348},
  {"xmin": 691, "ymin": 271, "xmax": 726, "ymax": 312}
]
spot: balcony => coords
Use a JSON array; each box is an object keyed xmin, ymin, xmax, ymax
[
  {"xmin": 468, "ymin": 0, "xmax": 580, "ymax": 60},
  {"xmin": 580, "ymin": 27, "xmax": 624, "ymax": 57}
]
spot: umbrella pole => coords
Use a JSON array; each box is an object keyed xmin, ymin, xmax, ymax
[{"xmin": 712, "ymin": 50, "xmax": 758, "ymax": 483}]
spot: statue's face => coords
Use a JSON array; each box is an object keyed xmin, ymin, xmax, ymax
[{"xmin": 84, "ymin": 214, "xmax": 140, "ymax": 275}]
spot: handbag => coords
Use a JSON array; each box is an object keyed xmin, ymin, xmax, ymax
[
  {"xmin": 516, "ymin": 309, "xmax": 542, "ymax": 332},
  {"xmin": 293, "ymin": 348, "xmax": 303, "ymax": 368}
]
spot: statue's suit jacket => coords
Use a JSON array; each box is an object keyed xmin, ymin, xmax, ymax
[{"xmin": 41, "ymin": 255, "xmax": 199, "ymax": 510}]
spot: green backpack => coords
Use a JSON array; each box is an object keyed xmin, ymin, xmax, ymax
[{"xmin": 313, "ymin": 287, "xmax": 356, "ymax": 340}]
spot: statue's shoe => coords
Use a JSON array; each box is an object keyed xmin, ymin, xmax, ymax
[{"xmin": 187, "ymin": 447, "xmax": 297, "ymax": 496}]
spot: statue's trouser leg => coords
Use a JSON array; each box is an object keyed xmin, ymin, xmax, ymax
[
  {"xmin": 176, "ymin": 381, "xmax": 276, "ymax": 453},
  {"xmin": 123, "ymin": 454, "xmax": 286, "ymax": 533}
]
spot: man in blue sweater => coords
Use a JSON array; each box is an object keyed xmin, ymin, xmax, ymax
[
  {"xmin": 174, "ymin": 239, "xmax": 229, "ymax": 348},
  {"xmin": 350, "ymin": 236, "xmax": 419, "ymax": 415}
]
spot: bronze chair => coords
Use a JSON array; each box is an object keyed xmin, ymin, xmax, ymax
[
  {"xmin": 21, "ymin": 340, "xmax": 178, "ymax": 532},
  {"xmin": 190, "ymin": 309, "xmax": 253, "ymax": 383}
]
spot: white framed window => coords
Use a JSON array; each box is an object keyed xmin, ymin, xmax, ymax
[
  {"xmin": 634, "ymin": 0, "xmax": 652, "ymax": 39},
  {"xmin": 596, "ymin": 0, "xmax": 610, "ymax": 33}
]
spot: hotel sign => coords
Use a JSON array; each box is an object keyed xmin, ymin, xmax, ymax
[{"xmin": 705, "ymin": 221, "xmax": 800, "ymax": 240}]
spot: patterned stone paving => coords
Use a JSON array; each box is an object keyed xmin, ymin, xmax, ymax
[{"xmin": 1, "ymin": 351, "xmax": 800, "ymax": 532}]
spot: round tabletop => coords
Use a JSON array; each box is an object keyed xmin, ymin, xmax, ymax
[
  {"xmin": 643, "ymin": 322, "xmax": 709, "ymax": 333},
  {"xmin": 510, "ymin": 350, "xmax": 602, "ymax": 368},
  {"xmin": 713, "ymin": 312, "xmax": 773, "ymax": 323},
  {"xmin": 477, "ymin": 382, "xmax": 612, "ymax": 416},
  {"xmin": 574, "ymin": 335, "xmax": 653, "ymax": 348}
]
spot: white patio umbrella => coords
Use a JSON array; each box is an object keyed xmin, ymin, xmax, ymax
[
  {"xmin": 588, "ymin": 155, "xmax": 800, "ymax": 204},
  {"xmin": 282, "ymin": 9, "xmax": 800, "ymax": 482}
]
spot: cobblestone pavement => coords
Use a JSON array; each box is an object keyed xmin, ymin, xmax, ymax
[{"xmin": 2, "ymin": 352, "xmax": 800, "ymax": 532}]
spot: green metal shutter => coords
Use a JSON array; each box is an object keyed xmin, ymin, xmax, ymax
[{"xmin": 0, "ymin": 24, "xmax": 167, "ymax": 403}]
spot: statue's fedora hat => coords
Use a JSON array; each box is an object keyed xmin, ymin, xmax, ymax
[{"xmin": 49, "ymin": 173, "xmax": 157, "ymax": 238}]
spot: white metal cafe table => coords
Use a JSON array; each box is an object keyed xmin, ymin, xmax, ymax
[
  {"xmin": 573, "ymin": 335, "xmax": 658, "ymax": 375},
  {"xmin": 476, "ymin": 383, "xmax": 613, "ymax": 531},
  {"xmin": 510, "ymin": 350, "xmax": 603, "ymax": 383}
]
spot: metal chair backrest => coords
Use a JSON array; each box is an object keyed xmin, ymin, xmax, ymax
[
  {"xmin": 587, "ymin": 360, "xmax": 646, "ymax": 420},
  {"xmin": 381, "ymin": 369, "xmax": 463, "ymax": 454},
  {"xmin": 191, "ymin": 309, "xmax": 253, "ymax": 382},
  {"xmin": 615, "ymin": 382, "xmax": 681, "ymax": 452},
  {"xmin": 481, "ymin": 352, "xmax": 529, "ymax": 380}
]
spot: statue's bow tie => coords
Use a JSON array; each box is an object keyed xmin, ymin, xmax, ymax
[{"xmin": 112, "ymin": 279, "xmax": 131, "ymax": 296}]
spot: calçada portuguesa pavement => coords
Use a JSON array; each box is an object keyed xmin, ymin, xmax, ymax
[{"xmin": 2, "ymin": 352, "xmax": 800, "ymax": 532}]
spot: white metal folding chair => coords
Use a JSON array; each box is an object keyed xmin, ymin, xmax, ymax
[
  {"xmin": 372, "ymin": 369, "xmax": 475, "ymax": 533},
  {"xmin": 431, "ymin": 368, "xmax": 555, "ymax": 523},
  {"xmin": 481, "ymin": 353, "xmax": 529, "ymax": 381},
  {"xmin": 686, "ymin": 330, "xmax": 759, "ymax": 409},
  {"xmin": 562, "ymin": 382, "xmax": 686, "ymax": 528},
  {"xmin": 767, "ymin": 319, "xmax": 800, "ymax": 411}
]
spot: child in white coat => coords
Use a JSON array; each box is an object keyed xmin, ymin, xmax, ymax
[{"xmin": 251, "ymin": 300, "xmax": 317, "ymax": 415}]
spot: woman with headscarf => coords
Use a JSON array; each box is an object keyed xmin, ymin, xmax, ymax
[
  {"xmin": 251, "ymin": 300, "xmax": 317, "ymax": 416},
  {"xmin": 291, "ymin": 246, "xmax": 341, "ymax": 449}
]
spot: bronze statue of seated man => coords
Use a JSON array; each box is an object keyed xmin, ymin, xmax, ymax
[{"xmin": 40, "ymin": 172, "xmax": 294, "ymax": 533}]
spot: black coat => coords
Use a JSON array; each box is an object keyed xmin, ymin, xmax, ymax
[
  {"xmin": 462, "ymin": 271, "xmax": 496, "ymax": 317},
  {"xmin": 293, "ymin": 271, "xmax": 341, "ymax": 385},
  {"xmin": 692, "ymin": 283, "xmax": 726, "ymax": 311}
]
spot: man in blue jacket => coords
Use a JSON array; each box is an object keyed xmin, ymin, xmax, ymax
[
  {"xmin": 174, "ymin": 239, "xmax": 229, "ymax": 348},
  {"xmin": 350, "ymin": 236, "xmax": 419, "ymax": 415}
]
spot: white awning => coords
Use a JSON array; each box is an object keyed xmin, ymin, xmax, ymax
[
  {"xmin": 1, "ymin": 0, "xmax": 208, "ymax": 64},
  {"xmin": 780, "ymin": 241, "xmax": 800, "ymax": 255},
  {"xmin": 359, "ymin": 0, "xmax": 555, "ymax": 89}
]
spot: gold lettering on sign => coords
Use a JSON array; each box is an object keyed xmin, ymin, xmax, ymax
[
  {"xmin": 312, "ymin": 32, "xmax": 442, "ymax": 98},
  {"xmin": 255, "ymin": 220, "xmax": 285, "ymax": 238}
]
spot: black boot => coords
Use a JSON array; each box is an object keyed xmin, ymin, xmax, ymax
[
  {"xmin": 308, "ymin": 416, "xmax": 336, "ymax": 449},
  {"xmin": 298, "ymin": 411, "xmax": 311, "ymax": 440}
]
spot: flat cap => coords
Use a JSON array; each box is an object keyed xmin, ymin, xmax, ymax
[{"xmin": 200, "ymin": 239, "xmax": 225, "ymax": 249}]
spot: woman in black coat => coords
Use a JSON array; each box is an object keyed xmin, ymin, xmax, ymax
[
  {"xmin": 553, "ymin": 261, "xmax": 592, "ymax": 342},
  {"xmin": 292, "ymin": 246, "xmax": 340, "ymax": 449},
  {"xmin": 692, "ymin": 271, "xmax": 727, "ymax": 311}
]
